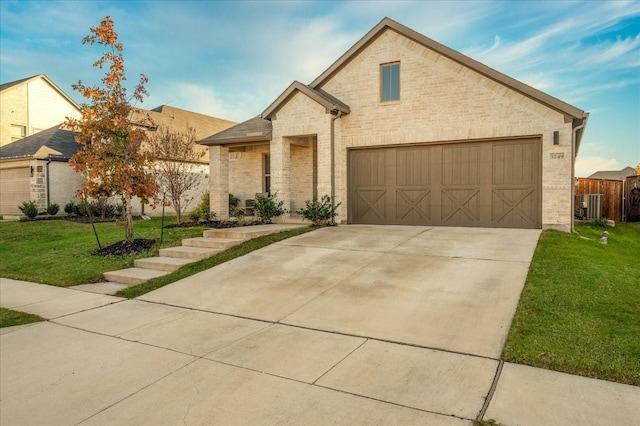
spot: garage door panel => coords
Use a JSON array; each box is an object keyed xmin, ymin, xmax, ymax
[
  {"xmin": 396, "ymin": 148, "xmax": 430, "ymax": 186},
  {"xmin": 441, "ymin": 188, "xmax": 481, "ymax": 224},
  {"xmin": 442, "ymin": 146, "xmax": 480, "ymax": 185},
  {"xmin": 349, "ymin": 139, "xmax": 541, "ymax": 228},
  {"xmin": 396, "ymin": 188, "xmax": 431, "ymax": 224},
  {"xmin": 492, "ymin": 187, "xmax": 537, "ymax": 227},
  {"xmin": 354, "ymin": 189, "xmax": 387, "ymax": 223},
  {"xmin": 0, "ymin": 167, "xmax": 31, "ymax": 215},
  {"xmin": 493, "ymin": 143, "xmax": 538, "ymax": 185}
]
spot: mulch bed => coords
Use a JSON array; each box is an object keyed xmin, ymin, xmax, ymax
[{"xmin": 93, "ymin": 239, "xmax": 156, "ymax": 256}]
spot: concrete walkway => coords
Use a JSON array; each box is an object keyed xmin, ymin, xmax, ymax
[{"xmin": 1, "ymin": 225, "xmax": 639, "ymax": 425}]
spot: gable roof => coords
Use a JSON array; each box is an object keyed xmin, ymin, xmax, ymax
[
  {"xmin": 0, "ymin": 124, "xmax": 78, "ymax": 161},
  {"xmin": 587, "ymin": 166, "xmax": 637, "ymax": 181},
  {"xmin": 310, "ymin": 18, "xmax": 587, "ymax": 122},
  {"xmin": 261, "ymin": 81, "xmax": 350, "ymax": 120},
  {"xmin": 199, "ymin": 116, "xmax": 272, "ymax": 146},
  {"xmin": 0, "ymin": 74, "xmax": 80, "ymax": 111}
]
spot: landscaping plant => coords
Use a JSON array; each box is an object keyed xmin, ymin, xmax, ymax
[
  {"xmin": 296, "ymin": 195, "xmax": 340, "ymax": 226},
  {"xmin": 64, "ymin": 201, "xmax": 76, "ymax": 215},
  {"xmin": 18, "ymin": 200, "xmax": 38, "ymax": 218},
  {"xmin": 147, "ymin": 125, "xmax": 206, "ymax": 223},
  {"xmin": 46, "ymin": 203, "xmax": 60, "ymax": 216},
  {"xmin": 254, "ymin": 192, "xmax": 286, "ymax": 224},
  {"xmin": 66, "ymin": 16, "xmax": 158, "ymax": 241},
  {"xmin": 190, "ymin": 192, "xmax": 214, "ymax": 222}
]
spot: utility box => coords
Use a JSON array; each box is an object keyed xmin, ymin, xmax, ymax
[{"xmin": 580, "ymin": 194, "xmax": 602, "ymax": 220}]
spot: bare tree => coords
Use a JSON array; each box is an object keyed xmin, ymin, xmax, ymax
[{"xmin": 147, "ymin": 125, "xmax": 207, "ymax": 223}]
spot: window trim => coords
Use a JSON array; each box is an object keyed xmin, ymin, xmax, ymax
[{"xmin": 380, "ymin": 62, "xmax": 400, "ymax": 103}]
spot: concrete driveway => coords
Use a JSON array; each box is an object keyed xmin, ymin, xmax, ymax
[
  {"xmin": 3, "ymin": 225, "xmax": 639, "ymax": 425},
  {"xmin": 140, "ymin": 225, "xmax": 538, "ymax": 359}
]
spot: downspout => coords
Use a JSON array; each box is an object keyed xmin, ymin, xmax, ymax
[
  {"xmin": 571, "ymin": 114, "xmax": 588, "ymax": 232},
  {"xmin": 46, "ymin": 156, "xmax": 52, "ymax": 207},
  {"xmin": 330, "ymin": 109, "xmax": 343, "ymax": 224}
]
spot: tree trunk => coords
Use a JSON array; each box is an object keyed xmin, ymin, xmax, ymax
[{"xmin": 124, "ymin": 194, "xmax": 134, "ymax": 241}]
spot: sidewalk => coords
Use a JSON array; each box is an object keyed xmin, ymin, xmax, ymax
[{"xmin": 2, "ymin": 275, "xmax": 639, "ymax": 425}]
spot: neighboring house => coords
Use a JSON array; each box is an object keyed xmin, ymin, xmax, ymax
[
  {"xmin": 587, "ymin": 166, "xmax": 637, "ymax": 181},
  {"xmin": 0, "ymin": 105, "xmax": 235, "ymax": 216},
  {"xmin": 0, "ymin": 74, "xmax": 81, "ymax": 147},
  {"xmin": 200, "ymin": 17, "xmax": 589, "ymax": 231}
]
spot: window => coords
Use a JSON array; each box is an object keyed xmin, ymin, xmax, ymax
[
  {"xmin": 263, "ymin": 154, "xmax": 271, "ymax": 194},
  {"xmin": 381, "ymin": 62, "xmax": 400, "ymax": 102},
  {"xmin": 10, "ymin": 124, "xmax": 26, "ymax": 142}
]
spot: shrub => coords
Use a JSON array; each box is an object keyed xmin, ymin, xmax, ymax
[
  {"xmin": 73, "ymin": 201, "xmax": 96, "ymax": 217},
  {"xmin": 46, "ymin": 203, "xmax": 60, "ymax": 216},
  {"xmin": 64, "ymin": 201, "xmax": 76, "ymax": 215},
  {"xmin": 229, "ymin": 193, "xmax": 240, "ymax": 210},
  {"xmin": 18, "ymin": 200, "xmax": 38, "ymax": 218},
  {"xmin": 254, "ymin": 192, "xmax": 286, "ymax": 224},
  {"xmin": 190, "ymin": 192, "xmax": 215, "ymax": 222},
  {"xmin": 296, "ymin": 195, "xmax": 340, "ymax": 226}
]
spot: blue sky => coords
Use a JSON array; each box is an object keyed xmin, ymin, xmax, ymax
[{"xmin": 1, "ymin": 0, "xmax": 638, "ymax": 176}]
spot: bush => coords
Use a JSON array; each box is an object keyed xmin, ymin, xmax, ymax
[
  {"xmin": 18, "ymin": 200, "xmax": 38, "ymax": 218},
  {"xmin": 46, "ymin": 203, "xmax": 60, "ymax": 216},
  {"xmin": 254, "ymin": 192, "xmax": 286, "ymax": 224},
  {"xmin": 64, "ymin": 201, "xmax": 76, "ymax": 215},
  {"xmin": 190, "ymin": 192, "xmax": 215, "ymax": 222},
  {"xmin": 73, "ymin": 201, "xmax": 97, "ymax": 217},
  {"xmin": 229, "ymin": 193, "xmax": 240, "ymax": 210},
  {"xmin": 296, "ymin": 195, "xmax": 340, "ymax": 226}
]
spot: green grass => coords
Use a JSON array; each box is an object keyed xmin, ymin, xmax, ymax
[
  {"xmin": 503, "ymin": 222, "xmax": 640, "ymax": 386},
  {"xmin": 0, "ymin": 217, "xmax": 207, "ymax": 286},
  {"xmin": 115, "ymin": 226, "xmax": 315, "ymax": 298},
  {"xmin": 0, "ymin": 308, "xmax": 44, "ymax": 328}
]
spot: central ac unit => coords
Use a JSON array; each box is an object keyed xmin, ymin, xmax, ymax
[{"xmin": 580, "ymin": 194, "xmax": 602, "ymax": 220}]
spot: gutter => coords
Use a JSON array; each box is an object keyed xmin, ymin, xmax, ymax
[
  {"xmin": 330, "ymin": 110, "xmax": 343, "ymax": 224},
  {"xmin": 571, "ymin": 114, "xmax": 589, "ymax": 232}
]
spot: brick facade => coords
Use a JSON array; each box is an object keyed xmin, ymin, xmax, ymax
[{"xmin": 207, "ymin": 20, "xmax": 585, "ymax": 231}]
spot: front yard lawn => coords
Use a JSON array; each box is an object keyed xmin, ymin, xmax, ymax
[
  {"xmin": 503, "ymin": 222, "xmax": 640, "ymax": 386},
  {"xmin": 0, "ymin": 217, "xmax": 206, "ymax": 286}
]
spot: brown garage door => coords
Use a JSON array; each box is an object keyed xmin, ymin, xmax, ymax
[
  {"xmin": 348, "ymin": 138, "xmax": 541, "ymax": 228},
  {"xmin": 0, "ymin": 166, "xmax": 31, "ymax": 215}
]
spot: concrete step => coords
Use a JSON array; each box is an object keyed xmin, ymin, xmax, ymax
[
  {"xmin": 103, "ymin": 268, "xmax": 170, "ymax": 285},
  {"xmin": 134, "ymin": 256, "xmax": 196, "ymax": 272},
  {"xmin": 203, "ymin": 224, "xmax": 308, "ymax": 240},
  {"xmin": 202, "ymin": 229, "xmax": 249, "ymax": 239},
  {"xmin": 159, "ymin": 246, "xmax": 222, "ymax": 260},
  {"xmin": 182, "ymin": 237, "xmax": 243, "ymax": 250}
]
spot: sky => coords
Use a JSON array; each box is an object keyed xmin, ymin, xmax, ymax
[{"xmin": 1, "ymin": 0, "xmax": 638, "ymax": 177}]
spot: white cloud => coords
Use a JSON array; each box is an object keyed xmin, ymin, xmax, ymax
[{"xmin": 575, "ymin": 156, "xmax": 621, "ymax": 177}]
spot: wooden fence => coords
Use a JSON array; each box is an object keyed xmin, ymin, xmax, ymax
[
  {"xmin": 575, "ymin": 178, "xmax": 623, "ymax": 221},
  {"xmin": 576, "ymin": 175, "xmax": 640, "ymax": 222},
  {"xmin": 626, "ymin": 175, "xmax": 640, "ymax": 222}
]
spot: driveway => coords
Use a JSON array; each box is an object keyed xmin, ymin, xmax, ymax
[
  {"xmin": 141, "ymin": 225, "xmax": 538, "ymax": 359},
  {"xmin": 4, "ymin": 225, "xmax": 638, "ymax": 425}
]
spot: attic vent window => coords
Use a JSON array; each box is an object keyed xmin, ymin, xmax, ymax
[{"xmin": 381, "ymin": 62, "xmax": 400, "ymax": 102}]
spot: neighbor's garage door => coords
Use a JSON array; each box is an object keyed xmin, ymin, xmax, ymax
[
  {"xmin": 348, "ymin": 138, "xmax": 541, "ymax": 228},
  {"xmin": 0, "ymin": 166, "xmax": 31, "ymax": 215}
]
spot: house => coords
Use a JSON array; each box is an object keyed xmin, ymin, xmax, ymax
[
  {"xmin": 0, "ymin": 74, "xmax": 81, "ymax": 147},
  {"xmin": 587, "ymin": 166, "xmax": 637, "ymax": 181},
  {"xmin": 201, "ymin": 17, "xmax": 589, "ymax": 231},
  {"xmin": 0, "ymin": 105, "xmax": 235, "ymax": 216}
]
